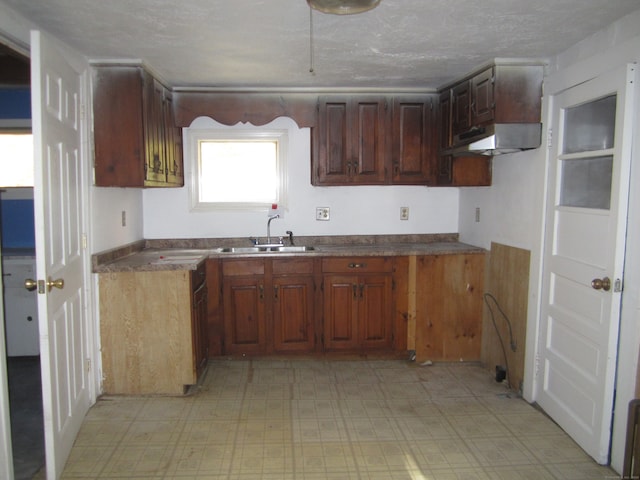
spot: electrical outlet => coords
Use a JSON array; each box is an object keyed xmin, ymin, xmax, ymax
[
  {"xmin": 316, "ymin": 207, "xmax": 330, "ymax": 221},
  {"xmin": 400, "ymin": 207, "xmax": 409, "ymax": 220}
]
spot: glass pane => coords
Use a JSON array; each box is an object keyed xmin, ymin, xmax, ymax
[
  {"xmin": 559, "ymin": 156, "xmax": 612, "ymax": 209},
  {"xmin": 199, "ymin": 140, "xmax": 277, "ymax": 203},
  {"xmin": 0, "ymin": 134, "xmax": 34, "ymax": 187},
  {"xmin": 563, "ymin": 95, "xmax": 616, "ymax": 154}
]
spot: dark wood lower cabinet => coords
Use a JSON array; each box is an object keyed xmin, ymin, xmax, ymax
[{"xmin": 273, "ymin": 275, "xmax": 315, "ymax": 352}]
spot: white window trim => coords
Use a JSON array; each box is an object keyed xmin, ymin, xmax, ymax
[{"xmin": 186, "ymin": 127, "xmax": 289, "ymax": 212}]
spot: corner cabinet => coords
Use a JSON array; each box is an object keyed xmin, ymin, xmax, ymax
[
  {"xmin": 99, "ymin": 262, "xmax": 208, "ymax": 395},
  {"xmin": 312, "ymin": 95, "xmax": 437, "ymax": 186},
  {"xmin": 93, "ymin": 65, "xmax": 184, "ymax": 188}
]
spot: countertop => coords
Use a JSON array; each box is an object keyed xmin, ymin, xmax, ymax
[{"xmin": 92, "ymin": 235, "xmax": 486, "ymax": 273}]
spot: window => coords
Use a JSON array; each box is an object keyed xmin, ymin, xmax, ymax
[{"xmin": 187, "ymin": 127, "xmax": 288, "ymax": 211}]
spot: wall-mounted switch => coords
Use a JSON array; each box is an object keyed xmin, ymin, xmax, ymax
[
  {"xmin": 400, "ymin": 207, "xmax": 409, "ymax": 220},
  {"xmin": 121, "ymin": 210, "xmax": 126, "ymax": 227},
  {"xmin": 475, "ymin": 207, "xmax": 480, "ymax": 223},
  {"xmin": 316, "ymin": 207, "xmax": 330, "ymax": 221}
]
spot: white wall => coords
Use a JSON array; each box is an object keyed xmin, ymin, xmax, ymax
[
  {"xmin": 457, "ymin": 8, "xmax": 640, "ymax": 473},
  {"xmin": 458, "ymin": 148, "xmax": 542, "ymax": 251},
  {"xmin": 90, "ymin": 187, "xmax": 143, "ymax": 253},
  {"xmin": 143, "ymin": 116, "xmax": 460, "ymax": 240}
]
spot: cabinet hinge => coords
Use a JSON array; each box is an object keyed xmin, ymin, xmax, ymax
[
  {"xmin": 547, "ymin": 128, "xmax": 553, "ymax": 149},
  {"xmin": 85, "ymin": 358, "xmax": 91, "ymax": 373}
]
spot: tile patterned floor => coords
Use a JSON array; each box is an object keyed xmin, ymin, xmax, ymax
[{"xmin": 55, "ymin": 359, "xmax": 622, "ymax": 479}]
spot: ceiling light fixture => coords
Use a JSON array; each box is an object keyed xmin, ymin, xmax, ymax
[{"xmin": 307, "ymin": 0, "xmax": 381, "ymax": 15}]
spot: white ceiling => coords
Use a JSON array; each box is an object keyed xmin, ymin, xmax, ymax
[{"xmin": 2, "ymin": 0, "xmax": 639, "ymax": 90}]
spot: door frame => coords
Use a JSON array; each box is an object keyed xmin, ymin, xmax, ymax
[{"xmin": 525, "ymin": 64, "xmax": 639, "ymax": 472}]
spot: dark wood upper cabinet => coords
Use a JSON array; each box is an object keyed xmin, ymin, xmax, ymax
[
  {"xmin": 93, "ymin": 65, "xmax": 183, "ymax": 188},
  {"xmin": 313, "ymin": 94, "xmax": 437, "ymax": 186},
  {"xmin": 314, "ymin": 96, "xmax": 387, "ymax": 185},
  {"xmin": 391, "ymin": 97, "xmax": 436, "ymax": 185},
  {"xmin": 447, "ymin": 64, "xmax": 543, "ymax": 142}
]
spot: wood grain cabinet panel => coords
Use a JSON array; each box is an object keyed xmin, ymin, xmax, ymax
[
  {"xmin": 415, "ymin": 253, "xmax": 485, "ymax": 363},
  {"xmin": 99, "ymin": 265, "xmax": 207, "ymax": 395}
]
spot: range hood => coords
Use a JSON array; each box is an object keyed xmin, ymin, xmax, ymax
[{"xmin": 444, "ymin": 123, "xmax": 542, "ymax": 156}]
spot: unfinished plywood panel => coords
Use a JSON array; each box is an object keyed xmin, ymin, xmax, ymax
[
  {"xmin": 415, "ymin": 253, "xmax": 485, "ymax": 363},
  {"xmin": 481, "ymin": 242, "xmax": 530, "ymax": 392},
  {"xmin": 392, "ymin": 256, "xmax": 411, "ymax": 352},
  {"xmin": 99, "ymin": 270, "xmax": 195, "ymax": 395}
]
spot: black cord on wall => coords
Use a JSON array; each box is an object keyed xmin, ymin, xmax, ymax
[{"xmin": 483, "ymin": 292, "xmax": 517, "ymax": 390}]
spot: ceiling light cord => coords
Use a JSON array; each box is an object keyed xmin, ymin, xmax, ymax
[{"xmin": 309, "ymin": 7, "xmax": 315, "ymax": 74}]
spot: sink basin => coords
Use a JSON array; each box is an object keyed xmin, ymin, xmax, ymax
[{"xmin": 218, "ymin": 246, "xmax": 315, "ymax": 253}]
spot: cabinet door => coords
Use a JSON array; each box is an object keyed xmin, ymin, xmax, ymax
[
  {"xmin": 470, "ymin": 67, "xmax": 494, "ymax": 127},
  {"xmin": 323, "ymin": 274, "xmax": 359, "ymax": 351},
  {"xmin": 315, "ymin": 96, "xmax": 386, "ymax": 185},
  {"xmin": 316, "ymin": 98, "xmax": 350, "ymax": 184},
  {"xmin": 223, "ymin": 276, "xmax": 267, "ymax": 354},
  {"xmin": 273, "ymin": 275, "xmax": 315, "ymax": 352},
  {"xmin": 358, "ymin": 274, "xmax": 393, "ymax": 350},
  {"xmin": 350, "ymin": 98, "xmax": 387, "ymax": 185},
  {"xmin": 438, "ymin": 90, "xmax": 452, "ymax": 149},
  {"xmin": 391, "ymin": 97, "xmax": 434, "ymax": 185},
  {"xmin": 144, "ymin": 77, "xmax": 167, "ymax": 184},
  {"xmin": 192, "ymin": 283, "xmax": 208, "ymax": 377},
  {"xmin": 451, "ymin": 80, "xmax": 471, "ymax": 137},
  {"xmin": 164, "ymin": 89, "xmax": 184, "ymax": 186}
]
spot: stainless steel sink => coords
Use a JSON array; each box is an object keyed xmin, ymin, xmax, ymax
[{"xmin": 218, "ymin": 246, "xmax": 315, "ymax": 253}]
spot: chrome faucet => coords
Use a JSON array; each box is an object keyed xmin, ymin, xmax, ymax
[{"xmin": 266, "ymin": 214, "xmax": 280, "ymax": 245}]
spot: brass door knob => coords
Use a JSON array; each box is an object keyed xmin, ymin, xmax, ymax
[
  {"xmin": 46, "ymin": 277, "xmax": 64, "ymax": 292},
  {"xmin": 24, "ymin": 278, "xmax": 37, "ymax": 291},
  {"xmin": 591, "ymin": 277, "xmax": 611, "ymax": 291}
]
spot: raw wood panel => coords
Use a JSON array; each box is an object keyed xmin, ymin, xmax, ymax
[
  {"xmin": 393, "ymin": 256, "xmax": 411, "ymax": 352},
  {"xmin": 99, "ymin": 270, "xmax": 194, "ymax": 394},
  {"xmin": 481, "ymin": 242, "xmax": 530, "ymax": 392},
  {"xmin": 206, "ymin": 259, "xmax": 223, "ymax": 356},
  {"xmin": 415, "ymin": 253, "xmax": 485, "ymax": 363}
]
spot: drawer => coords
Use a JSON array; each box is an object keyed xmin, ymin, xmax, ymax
[
  {"xmin": 321, "ymin": 257, "xmax": 392, "ymax": 273},
  {"xmin": 222, "ymin": 258, "xmax": 265, "ymax": 276},
  {"xmin": 272, "ymin": 258, "xmax": 315, "ymax": 275}
]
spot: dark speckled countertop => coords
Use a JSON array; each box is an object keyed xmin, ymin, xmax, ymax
[{"xmin": 92, "ymin": 234, "xmax": 486, "ymax": 273}]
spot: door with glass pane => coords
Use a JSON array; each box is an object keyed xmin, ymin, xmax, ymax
[{"xmin": 536, "ymin": 65, "xmax": 635, "ymax": 464}]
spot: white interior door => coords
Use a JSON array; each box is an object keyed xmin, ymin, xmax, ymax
[
  {"xmin": 31, "ymin": 30, "xmax": 92, "ymax": 479},
  {"xmin": 537, "ymin": 65, "xmax": 635, "ymax": 464}
]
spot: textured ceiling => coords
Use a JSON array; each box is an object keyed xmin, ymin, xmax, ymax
[{"xmin": 1, "ymin": 0, "xmax": 639, "ymax": 90}]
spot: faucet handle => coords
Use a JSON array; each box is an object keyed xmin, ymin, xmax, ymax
[{"xmin": 286, "ymin": 230, "xmax": 294, "ymax": 246}]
